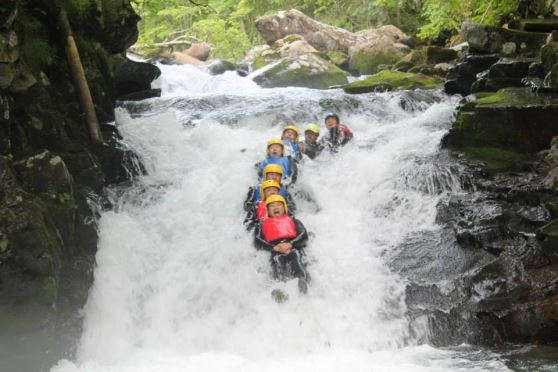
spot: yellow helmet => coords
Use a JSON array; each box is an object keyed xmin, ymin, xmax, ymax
[
  {"xmin": 263, "ymin": 164, "xmax": 283, "ymax": 177},
  {"xmin": 259, "ymin": 180, "xmax": 281, "ymax": 200},
  {"xmin": 265, "ymin": 194, "xmax": 288, "ymax": 213},
  {"xmin": 267, "ymin": 138, "xmax": 284, "ymax": 149},
  {"xmin": 282, "ymin": 125, "xmax": 301, "ymax": 138},
  {"xmin": 304, "ymin": 123, "xmax": 320, "ymax": 135}
]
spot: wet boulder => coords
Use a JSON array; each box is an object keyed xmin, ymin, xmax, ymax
[
  {"xmin": 461, "ymin": 21, "xmax": 548, "ymax": 56},
  {"xmin": 100, "ymin": 0, "xmax": 141, "ymax": 53},
  {"xmin": 348, "ymin": 37, "xmax": 410, "ymax": 75},
  {"xmin": 114, "ymin": 58, "xmax": 161, "ymax": 100},
  {"xmin": 543, "ymin": 63, "xmax": 558, "ymax": 88},
  {"xmin": 539, "ymin": 219, "xmax": 558, "ymax": 256},
  {"xmin": 482, "ymin": 58, "xmax": 533, "ymax": 91},
  {"xmin": 541, "ymin": 42, "xmax": 558, "ymax": 71},
  {"xmin": 444, "ymin": 88, "xmax": 558, "ymax": 153},
  {"xmin": 425, "ymin": 46, "xmax": 458, "ymax": 64},
  {"xmin": 341, "ymin": 70, "xmax": 442, "ymax": 94},
  {"xmin": 12, "ymin": 151, "xmax": 73, "ymax": 195},
  {"xmin": 252, "ymin": 53, "xmax": 348, "ymax": 89},
  {"xmin": 444, "ymin": 54, "xmax": 500, "ymax": 96},
  {"xmin": 206, "ymin": 59, "xmax": 236, "ymax": 75}
]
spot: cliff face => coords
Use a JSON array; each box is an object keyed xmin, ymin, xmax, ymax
[{"xmin": 0, "ymin": 1, "xmax": 143, "ymax": 370}]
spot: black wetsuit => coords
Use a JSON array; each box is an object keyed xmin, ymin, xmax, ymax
[
  {"xmin": 301, "ymin": 141, "xmax": 323, "ymax": 159},
  {"xmin": 254, "ymin": 217, "xmax": 308, "ymax": 282}
]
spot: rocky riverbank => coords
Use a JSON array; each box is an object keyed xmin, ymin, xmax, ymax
[{"xmin": 0, "ymin": 1, "xmax": 158, "ymax": 370}]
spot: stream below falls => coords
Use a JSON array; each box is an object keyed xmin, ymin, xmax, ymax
[{"xmin": 53, "ymin": 64, "xmax": 558, "ymax": 372}]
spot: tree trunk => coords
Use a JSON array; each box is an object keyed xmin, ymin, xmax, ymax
[{"xmin": 58, "ymin": 7, "xmax": 103, "ymax": 144}]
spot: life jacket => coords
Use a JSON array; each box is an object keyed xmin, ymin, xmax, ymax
[
  {"xmin": 259, "ymin": 157, "xmax": 292, "ymax": 178},
  {"xmin": 282, "ymin": 139, "xmax": 301, "ymax": 160},
  {"xmin": 255, "ymin": 201, "xmax": 267, "ymax": 220},
  {"xmin": 262, "ymin": 215, "xmax": 297, "ymax": 243},
  {"xmin": 253, "ymin": 184, "xmax": 288, "ymax": 203}
]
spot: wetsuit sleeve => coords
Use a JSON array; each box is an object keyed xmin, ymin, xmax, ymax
[
  {"xmin": 243, "ymin": 187, "xmax": 256, "ymax": 212},
  {"xmin": 290, "ymin": 159, "xmax": 298, "ymax": 184},
  {"xmin": 290, "ymin": 218, "xmax": 308, "ymax": 250},
  {"xmin": 285, "ymin": 191, "xmax": 296, "ymax": 213},
  {"xmin": 254, "ymin": 223, "xmax": 274, "ymax": 251}
]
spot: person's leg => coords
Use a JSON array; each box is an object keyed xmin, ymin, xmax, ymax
[{"xmin": 271, "ymin": 253, "xmax": 288, "ymax": 281}]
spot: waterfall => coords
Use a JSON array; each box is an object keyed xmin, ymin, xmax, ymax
[{"xmin": 53, "ymin": 64, "xmax": 510, "ymax": 372}]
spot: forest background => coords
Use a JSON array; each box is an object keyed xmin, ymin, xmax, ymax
[{"xmin": 131, "ymin": 0, "xmax": 544, "ymax": 60}]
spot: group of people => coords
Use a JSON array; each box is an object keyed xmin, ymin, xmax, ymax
[{"xmin": 243, "ymin": 113, "xmax": 353, "ymax": 297}]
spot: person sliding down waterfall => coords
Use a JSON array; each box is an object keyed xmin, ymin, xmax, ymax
[
  {"xmin": 254, "ymin": 195, "xmax": 309, "ymax": 299},
  {"xmin": 320, "ymin": 113, "xmax": 353, "ymax": 152},
  {"xmin": 244, "ymin": 179, "xmax": 295, "ymax": 232},
  {"xmin": 256, "ymin": 139, "xmax": 298, "ymax": 184},
  {"xmin": 244, "ymin": 180, "xmax": 281, "ymax": 231},
  {"xmin": 244, "ymin": 164, "xmax": 295, "ymax": 219},
  {"xmin": 300, "ymin": 123, "xmax": 323, "ymax": 160},
  {"xmin": 281, "ymin": 125, "xmax": 303, "ymax": 161}
]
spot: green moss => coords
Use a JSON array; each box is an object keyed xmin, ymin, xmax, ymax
[
  {"xmin": 546, "ymin": 201, "xmax": 558, "ymax": 218},
  {"xmin": 256, "ymin": 57, "xmax": 348, "ymax": 89},
  {"xmin": 325, "ymin": 51, "xmax": 348, "ymax": 67},
  {"xmin": 460, "ymin": 147, "xmax": 526, "ymax": 170},
  {"xmin": 342, "ymin": 70, "xmax": 442, "ymax": 94}
]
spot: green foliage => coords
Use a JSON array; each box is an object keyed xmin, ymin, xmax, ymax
[
  {"xmin": 134, "ymin": 0, "xmax": 525, "ymax": 60},
  {"xmin": 18, "ymin": 5, "xmax": 53, "ymax": 73}
]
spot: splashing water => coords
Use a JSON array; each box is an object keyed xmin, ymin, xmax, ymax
[{"xmin": 53, "ymin": 65, "xmax": 511, "ymax": 372}]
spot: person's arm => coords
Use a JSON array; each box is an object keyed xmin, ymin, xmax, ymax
[
  {"xmin": 290, "ymin": 218, "xmax": 308, "ymax": 250},
  {"xmin": 254, "ymin": 223, "xmax": 274, "ymax": 251},
  {"xmin": 243, "ymin": 187, "xmax": 256, "ymax": 212},
  {"xmin": 285, "ymin": 190, "xmax": 296, "ymax": 213},
  {"xmin": 290, "ymin": 159, "xmax": 298, "ymax": 184}
]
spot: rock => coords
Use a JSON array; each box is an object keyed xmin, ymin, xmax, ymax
[
  {"xmin": 543, "ymin": 63, "xmax": 558, "ymax": 88},
  {"xmin": 9, "ymin": 68, "xmax": 36, "ymax": 93},
  {"xmin": 433, "ymin": 63, "xmax": 455, "ymax": 75},
  {"xmin": 13, "ymin": 151, "xmax": 73, "ymax": 195},
  {"xmin": 539, "ymin": 219, "xmax": 558, "ymax": 255},
  {"xmin": 528, "ymin": 62, "xmax": 546, "ymax": 78},
  {"xmin": 255, "ymin": 9, "xmax": 358, "ymax": 52},
  {"xmin": 444, "ymin": 54, "xmax": 501, "ymax": 95},
  {"xmin": 242, "ymin": 44, "xmax": 271, "ymax": 70},
  {"xmin": 541, "ymin": 42, "xmax": 558, "ymax": 71},
  {"xmin": 324, "ymin": 50, "xmax": 349, "ymax": 69},
  {"xmin": 0, "ymin": 30, "xmax": 18, "ymax": 63},
  {"xmin": 543, "ymin": 167, "xmax": 558, "ymax": 190},
  {"xmin": 252, "ymin": 53, "xmax": 348, "ymax": 89},
  {"xmin": 517, "ymin": 18, "xmax": 558, "ymax": 32},
  {"xmin": 342, "ymin": 70, "xmax": 443, "ymax": 94},
  {"xmin": 117, "ymin": 88, "xmax": 161, "ymax": 101},
  {"xmin": 273, "ymin": 34, "xmax": 318, "ymax": 57},
  {"xmin": 184, "ymin": 42, "xmax": 211, "ymax": 61},
  {"xmin": 395, "ymin": 48, "xmax": 426, "ymax": 70},
  {"xmin": 451, "ymin": 42, "xmax": 469, "ymax": 59},
  {"xmin": 461, "ymin": 22, "xmax": 548, "ymax": 56},
  {"xmin": 114, "ymin": 58, "xmax": 161, "ymax": 98},
  {"xmin": 348, "ymin": 36, "xmax": 411, "ymax": 75},
  {"xmin": 206, "ymin": 59, "xmax": 236, "ymax": 75},
  {"xmin": 0, "ymin": 62, "xmax": 16, "ymax": 89},
  {"xmin": 100, "ymin": 0, "xmax": 141, "ymax": 53},
  {"xmin": 443, "ymin": 88, "xmax": 558, "ymax": 153},
  {"xmin": 426, "ymin": 46, "xmax": 458, "ymax": 64},
  {"xmin": 169, "ymin": 51, "xmax": 208, "ymax": 66},
  {"xmin": 501, "ymin": 42, "xmax": 517, "ymax": 55}
]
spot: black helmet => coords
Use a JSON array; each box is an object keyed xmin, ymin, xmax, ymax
[{"xmin": 324, "ymin": 113, "xmax": 339, "ymax": 123}]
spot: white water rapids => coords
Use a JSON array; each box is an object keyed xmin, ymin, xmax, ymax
[{"xmin": 53, "ymin": 64, "xmax": 511, "ymax": 372}]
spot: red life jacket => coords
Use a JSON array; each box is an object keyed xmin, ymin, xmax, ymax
[
  {"xmin": 262, "ymin": 215, "xmax": 297, "ymax": 242},
  {"xmin": 255, "ymin": 201, "xmax": 267, "ymax": 220}
]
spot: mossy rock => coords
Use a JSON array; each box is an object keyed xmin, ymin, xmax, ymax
[
  {"xmin": 539, "ymin": 219, "xmax": 558, "ymax": 256},
  {"xmin": 342, "ymin": 70, "xmax": 443, "ymax": 94},
  {"xmin": 444, "ymin": 88, "xmax": 558, "ymax": 153},
  {"xmin": 324, "ymin": 50, "xmax": 348, "ymax": 67},
  {"xmin": 541, "ymin": 42, "xmax": 558, "ymax": 71},
  {"xmin": 459, "ymin": 147, "xmax": 527, "ymax": 170},
  {"xmin": 253, "ymin": 53, "xmax": 348, "ymax": 89}
]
